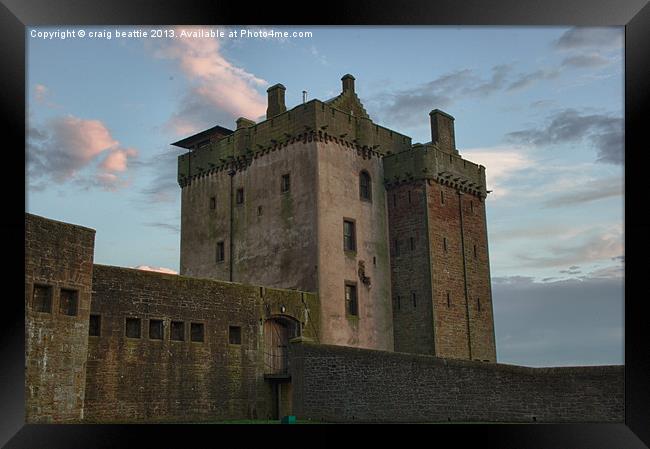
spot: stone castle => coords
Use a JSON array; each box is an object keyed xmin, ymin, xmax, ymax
[{"xmin": 25, "ymin": 75, "xmax": 622, "ymax": 423}]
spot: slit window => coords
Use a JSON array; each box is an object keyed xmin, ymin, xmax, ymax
[
  {"xmin": 410, "ymin": 237, "xmax": 415, "ymax": 251},
  {"xmin": 216, "ymin": 241, "xmax": 225, "ymax": 263},
  {"xmin": 125, "ymin": 317, "xmax": 141, "ymax": 338},
  {"xmin": 229, "ymin": 326, "xmax": 242, "ymax": 345},
  {"xmin": 33, "ymin": 284, "xmax": 52, "ymax": 313},
  {"xmin": 236, "ymin": 188, "xmax": 244, "ymax": 205},
  {"xmin": 281, "ymin": 173, "xmax": 291, "ymax": 193},
  {"xmin": 258, "ymin": 205, "xmax": 263, "ymax": 216},
  {"xmin": 345, "ymin": 283, "xmax": 358, "ymax": 316},
  {"xmin": 395, "ymin": 239, "xmax": 401, "ymax": 257},
  {"xmin": 443, "ymin": 237, "xmax": 448, "ymax": 252},
  {"xmin": 343, "ymin": 220, "xmax": 356, "ymax": 252},
  {"xmin": 447, "ymin": 292, "xmax": 451, "ymax": 308},
  {"xmin": 171, "ymin": 321, "xmax": 185, "ymax": 341},
  {"xmin": 397, "ymin": 295, "xmax": 401, "ymax": 311},
  {"xmin": 59, "ymin": 289, "xmax": 78, "ymax": 316},
  {"xmin": 210, "ymin": 196, "xmax": 216, "ymax": 210},
  {"xmin": 191, "ymin": 323, "xmax": 205, "ymax": 342},
  {"xmin": 89, "ymin": 314, "xmax": 101, "ymax": 336},
  {"xmin": 477, "ymin": 298, "xmax": 481, "ymax": 312},
  {"xmin": 393, "ymin": 194, "xmax": 397, "ymax": 207},
  {"xmin": 474, "ymin": 244, "xmax": 477, "ymax": 258},
  {"xmin": 408, "ymin": 190, "xmax": 412, "ymax": 204},
  {"xmin": 441, "ymin": 190, "xmax": 445, "ymax": 205},
  {"xmin": 149, "ymin": 319, "xmax": 164, "ymax": 340},
  {"xmin": 359, "ymin": 171, "xmax": 372, "ymax": 201}
]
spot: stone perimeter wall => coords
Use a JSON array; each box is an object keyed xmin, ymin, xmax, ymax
[
  {"xmin": 289, "ymin": 342, "xmax": 624, "ymax": 423},
  {"xmin": 85, "ymin": 264, "xmax": 318, "ymax": 422}
]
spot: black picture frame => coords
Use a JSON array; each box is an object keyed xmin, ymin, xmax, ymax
[{"xmin": 3, "ymin": 0, "xmax": 649, "ymax": 447}]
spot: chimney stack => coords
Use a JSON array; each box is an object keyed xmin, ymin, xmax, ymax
[
  {"xmin": 236, "ymin": 117, "xmax": 256, "ymax": 129},
  {"xmin": 429, "ymin": 109, "xmax": 457, "ymax": 154},
  {"xmin": 341, "ymin": 74, "xmax": 355, "ymax": 93},
  {"xmin": 266, "ymin": 84, "xmax": 286, "ymax": 119}
]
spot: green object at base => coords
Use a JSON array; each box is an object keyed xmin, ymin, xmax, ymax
[{"xmin": 281, "ymin": 415, "xmax": 296, "ymax": 424}]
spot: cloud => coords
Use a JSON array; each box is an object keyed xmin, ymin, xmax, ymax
[
  {"xmin": 554, "ymin": 27, "xmax": 623, "ymax": 50},
  {"xmin": 144, "ymin": 222, "xmax": 180, "ymax": 233},
  {"xmin": 506, "ymin": 68, "xmax": 560, "ymax": 91},
  {"xmin": 27, "ymin": 114, "xmax": 138, "ymax": 190},
  {"xmin": 151, "ymin": 26, "xmax": 268, "ymax": 135},
  {"xmin": 514, "ymin": 225, "xmax": 623, "ymax": 268},
  {"xmin": 492, "ymin": 273, "xmax": 623, "ymax": 366},
  {"xmin": 379, "ymin": 66, "xmax": 508, "ymax": 125},
  {"xmin": 139, "ymin": 146, "xmax": 185, "ymax": 203},
  {"xmin": 506, "ymin": 109, "xmax": 624, "ymax": 165},
  {"xmin": 462, "ymin": 147, "xmax": 534, "ymax": 198},
  {"xmin": 310, "ymin": 46, "xmax": 328, "ymax": 66},
  {"xmin": 561, "ymin": 53, "xmax": 611, "ymax": 69},
  {"xmin": 133, "ymin": 265, "xmax": 178, "ymax": 275},
  {"xmin": 34, "ymin": 84, "xmax": 48, "ymax": 103},
  {"xmin": 542, "ymin": 176, "xmax": 623, "ymax": 207}
]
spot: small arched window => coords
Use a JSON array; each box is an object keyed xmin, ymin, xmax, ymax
[{"xmin": 359, "ymin": 170, "xmax": 372, "ymax": 201}]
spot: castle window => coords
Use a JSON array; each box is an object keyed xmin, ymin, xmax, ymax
[
  {"xmin": 410, "ymin": 237, "xmax": 415, "ymax": 251},
  {"xmin": 89, "ymin": 314, "xmax": 101, "ymax": 336},
  {"xmin": 236, "ymin": 188, "xmax": 244, "ymax": 205},
  {"xmin": 359, "ymin": 171, "xmax": 372, "ymax": 201},
  {"xmin": 397, "ymin": 295, "xmax": 401, "ymax": 310},
  {"xmin": 441, "ymin": 190, "xmax": 445, "ymax": 205},
  {"xmin": 345, "ymin": 283, "xmax": 358, "ymax": 316},
  {"xmin": 281, "ymin": 173, "xmax": 291, "ymax": 193},
  {"xmin": 373, "ymin": 256, "xmax": 376, "ymax": 266},
  {"xmin": 393, "ymin": 194, "xmax": 397, "ymax": 207},
  {"xmin": 125, "ymin": 317, "xmax": 141, "ymax": 339},
  {"xmin": 446, "ymin": 292, "xmax": 451, "ymax": 308},
  {"xmin": 474, "ymin": 244, "xmax": 477, "ymax": 258},
  {"xmin": 477, "ymin": 298, "xmax": 481, "ymax": 312},
  {"xmin": 210, "ymin": 196, "xmax": 216, "ymax": 210},
  {"xmin": 191, "ymin": 323, "xmax": 205, "ymax": 342},
  {"xmin": 33, "ymin": 284, "xmax": 52, "ymax": 313},
  {"xmin": 149, "ymin": 319, "xmax": 163, "ymax": 340},
  {"xmin": 216, "ymin": 241, "xmax": 225, "ymax": 263},
  {"xmin": 258, "ymin": 205, "xmax": 263, "ymax": 216},
  {"xmin": 229, "ymin": 326, "xmax": 242, "ymax": 345},
  {"xmin": 408, "ymin": 190, "xmax": 412, "ymax": 204},
  {"xmin": 395, "ymin": 238, "xmax": 400, "ymax": 257},
  {"xmin": 470, "ymin": 201, "xmax": 474, "ymax": 213},
  {"xmin": 59, "ymin": 288, "xmax": 78, "ymax": 316},
  {"xmin": 443, "ymin": 237, "xmax": 448, "ymax": 252},
  {"xmin": 412, "ymin": 292, "xmax": 417, "ymax": 308},
  {"xmin": 171, "ymin": 321, "xmax": 185, "ymax": 341},
  {"xmin": 343, "ymin": 219, "xmax": 356, "ymax": 252}
]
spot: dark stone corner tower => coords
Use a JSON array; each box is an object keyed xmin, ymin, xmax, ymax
[{"xmin": 172, "ymin": 74, "xmax": 496, "ymax": 362}]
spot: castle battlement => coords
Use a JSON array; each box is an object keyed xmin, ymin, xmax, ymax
[
  {"xmin": 174, "ymin": 75, "xmax": 411, "ymax": 186},
  {"xmin": 383, "ymin": 144, "xmax": 487, "ymax": 198}
]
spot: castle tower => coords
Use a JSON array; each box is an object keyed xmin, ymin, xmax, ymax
[
  {"xmin": 384, "ymin": 111, "xmax": 497, "ymax": 362},
  {"xmin": 172, "ymin": 74, "xmax": 407, "ymax": 352}
]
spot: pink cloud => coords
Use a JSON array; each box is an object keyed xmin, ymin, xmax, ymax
[
  {"xmin": 100, "ymin": 148, "xmax": 138, "ymax": 173},
  {"xmin": 34, "ymin": 84, "xmax": 48, "ymax": 103},
  {"xmin": 133, "ymin": 265, "xmax": 178, "ymax": 275},
  {"xmin": 152, "ymin": 27, "xmax": 268, "ymax": 135},
  {"xmin": 28, "ymin": 114, "xmax": 138, "ymax": 190}
]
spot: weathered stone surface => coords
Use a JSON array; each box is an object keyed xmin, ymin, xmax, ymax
[
  {"xmin": 25, "ymin": 213, "xmax": 95, "ymax": 423},
  {"xmin": 290, "ymin": 341, "xmax": 624, "ymax": 423},
  {"xmin": 85, "ymin": 264, "xmax": 317, "ymax": 422}
]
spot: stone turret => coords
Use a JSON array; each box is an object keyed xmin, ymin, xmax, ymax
[{"xmin": 266, "ymin": 83, "xmax": 287, "ymax": 119}]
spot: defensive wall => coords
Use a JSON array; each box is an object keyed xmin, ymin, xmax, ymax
[{"xmin": 289, "ymin": 341, "xmax": 624, "ymax": 423}]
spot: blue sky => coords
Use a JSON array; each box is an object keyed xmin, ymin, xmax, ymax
[{"xmin": 26, "ymin": 26, "xmax": 624, "ymax": 367}]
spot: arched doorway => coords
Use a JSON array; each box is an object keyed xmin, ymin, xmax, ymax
[{"xmin": 263, "ymin": 316, "xmax": 300, "ymax": 376}]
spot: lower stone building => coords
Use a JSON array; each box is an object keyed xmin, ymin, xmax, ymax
[{"xmin": 25, "ymin": 212, "xmax": 623, "ymax": 423}]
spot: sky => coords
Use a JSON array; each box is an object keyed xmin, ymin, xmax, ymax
[{"xmin": 26, "ymin": 26, "xmax": 624, "ymax": 367}]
